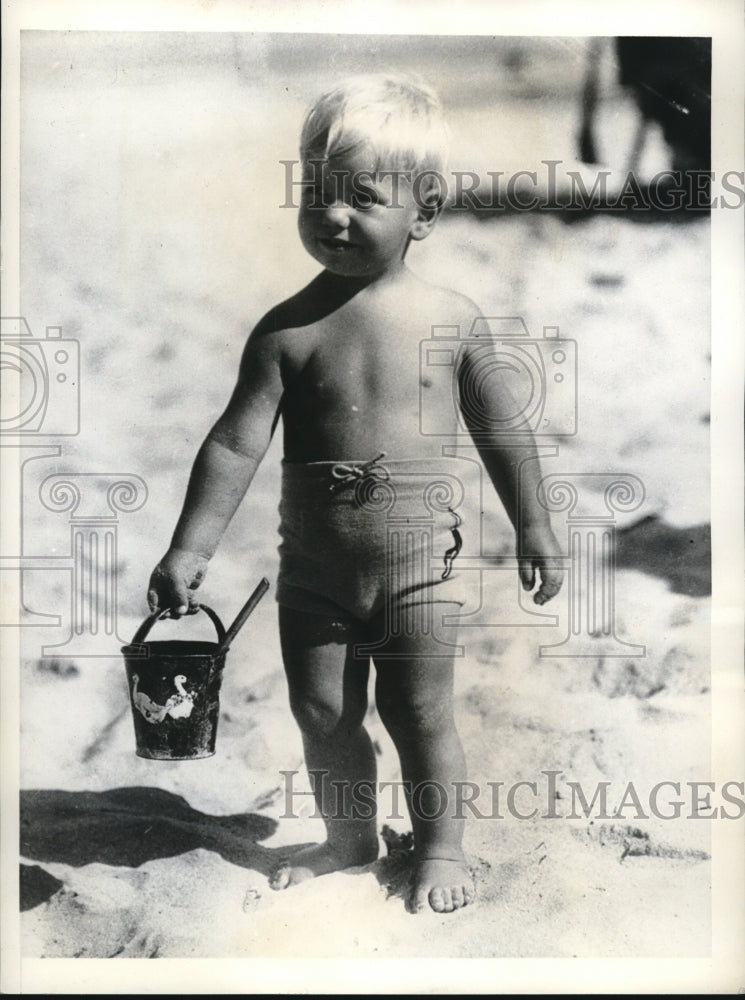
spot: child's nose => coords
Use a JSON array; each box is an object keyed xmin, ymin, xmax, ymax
[{"xmin": 322, "ymin": 202, "xmax": 351, "ymax": 229}]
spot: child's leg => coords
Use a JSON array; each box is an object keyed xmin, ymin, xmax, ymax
[
  {"xmin": 271, "ymin": 605, "xmax": 379, "ymax": 889},
  {"xmin": 371, "ymin": 604, "xmax": 474, "ymax": 914}
]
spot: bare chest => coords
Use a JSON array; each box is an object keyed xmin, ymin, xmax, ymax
[{"xmin": 285, "ymin": 315, "xmax": 439, "ymax": 414}]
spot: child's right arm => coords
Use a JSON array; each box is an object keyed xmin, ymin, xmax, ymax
[{"xmin": 147, "ymin": 322, "xmax": 284, "ymax": 616}]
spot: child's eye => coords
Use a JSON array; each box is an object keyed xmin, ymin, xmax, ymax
[{"xmin": 352, "ymin": 188, "xmax": 382, "ymax": 210}]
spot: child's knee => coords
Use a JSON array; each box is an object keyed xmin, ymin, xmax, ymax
[
  {"xmin": 376, "ymin": 687, "xmax": 452, "ymax": 740},
  {"xmin": 289, "ymin": 692, "xmax": 365, "ymax": 740}
]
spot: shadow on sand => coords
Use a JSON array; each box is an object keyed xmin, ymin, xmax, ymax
[
  {"xmin": 615, "ymin": 515, "xmax": 711, "ymax": 597},
  {"xmin": 20, "ymin": 785, "xmax": 286, "ymax": 904},
  {"xmin": 20, "ymin": 787, "xmax": 415, "ymax": 912}
]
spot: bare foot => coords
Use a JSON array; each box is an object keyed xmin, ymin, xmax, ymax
[
  {"xmin": 410, "ymin": 856, "xmax": 475, "ymax": 913},
  {"xmin": 269, "ymin": 839, "xmax": 379, "ymax": 890}
]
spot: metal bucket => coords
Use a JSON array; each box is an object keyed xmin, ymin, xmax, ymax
[{"xmin": 122, "ymin": 605, "xmax": 228, "ymax": 760}]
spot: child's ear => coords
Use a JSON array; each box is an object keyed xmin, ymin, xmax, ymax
[{"xmin": 409, "ymin": 197, "xmax": 442, "ymax": 242}]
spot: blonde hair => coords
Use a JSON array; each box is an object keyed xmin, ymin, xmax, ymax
[{"xmin": 300, "ymin": 73, "xmax": 450, "ymax": 178}]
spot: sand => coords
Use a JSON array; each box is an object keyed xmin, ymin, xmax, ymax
[{"xmin": 7, "ymin": 30, "xmax": 741, "ymax": 993}]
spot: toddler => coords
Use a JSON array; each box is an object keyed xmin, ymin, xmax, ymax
[{"xmin": 148, "ymin": 74, "xmax": 563, "ymax": 913}]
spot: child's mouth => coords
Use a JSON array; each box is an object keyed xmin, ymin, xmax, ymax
[{"xmin": 319, "ymin": 237, "xmax": 355, "ymax": 253}]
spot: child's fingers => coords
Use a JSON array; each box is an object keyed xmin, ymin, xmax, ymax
[
  {"xmin": 518, "ymin": 559, "xmax": 535, "ymax": 590},
  {"xmin": 168, "ymin": 590, "xmax": 192, "ymax": 617},
  {"xmin": 533, "ymin": 563, "xmax": 564, "ymax": 605},
  {"xmin": 147, "ymin": 582, "xmax": 189, "ymax": 618},
  {"xmin": 148, "ymin": 556, "xmax": 206, "ymax": 617}
]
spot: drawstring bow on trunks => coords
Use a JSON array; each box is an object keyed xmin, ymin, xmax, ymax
[
  {"xmin": 327, "ymin": 451, "xmax": 463, "ymax": 581},
  {"xmin": 329, "ymin": 452, "xmax": 390, "ymax": 493}
]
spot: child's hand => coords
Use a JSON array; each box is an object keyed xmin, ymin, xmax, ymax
[
  {"xmin": 517, "ymin": 524, "xmax": 565, "ymax": 606},
  {"xmin": 147, "ymin": 548, "xmax": 209, "ymax": 618}
]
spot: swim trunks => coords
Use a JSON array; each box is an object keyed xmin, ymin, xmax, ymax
[{"xmin": 276, "ymin": 455, "xmax": 467, "ymax": 623}]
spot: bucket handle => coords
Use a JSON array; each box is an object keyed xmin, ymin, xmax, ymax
[{"xmin": 129, "ymin": 604, "xmax": 226, "ymax": 648}]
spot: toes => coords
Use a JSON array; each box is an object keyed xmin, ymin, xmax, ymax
[
  {"xmin": 429, "ymin": 886, "xmax": 453, "ymax": 913},
  {"xmin": 450, "ymin": 884, "xmax": 465, "ymax": 909},
  {"xmin": 268, "ymin": 860, "xmax": 291, "ymax": 891},
  {"xmin": 427, "ymin": 886, "xmax": 445, "ymax": 912},
  {"xmin": 411, "ymin": 885, "xmax": 430, "ymax": 913},
  {"xmin": 410, "ymin": 861, "xmax": 477, "ymax": 914}
]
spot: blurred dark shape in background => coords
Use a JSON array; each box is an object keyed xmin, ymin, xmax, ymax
[
  {"xmin": 615, "ymin": 514, "xmax": 711, "ymax": 597},
  {"xmin": 580, "ymin": 37, "xmax": 711, "ymax": 179}
]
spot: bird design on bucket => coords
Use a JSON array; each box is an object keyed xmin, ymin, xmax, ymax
[{"xmin": 130, "ymin": 673, "xmax": 196, "ymax": 724}]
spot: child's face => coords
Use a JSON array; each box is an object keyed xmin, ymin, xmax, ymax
[{"xmin": 298, "ymin": 144, "xmax": 437, "ymax": 279}]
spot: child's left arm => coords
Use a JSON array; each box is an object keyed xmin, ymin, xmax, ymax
[{"xmin": 458, "ymin": 337, "xmax": 564, "ymax": 605}]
